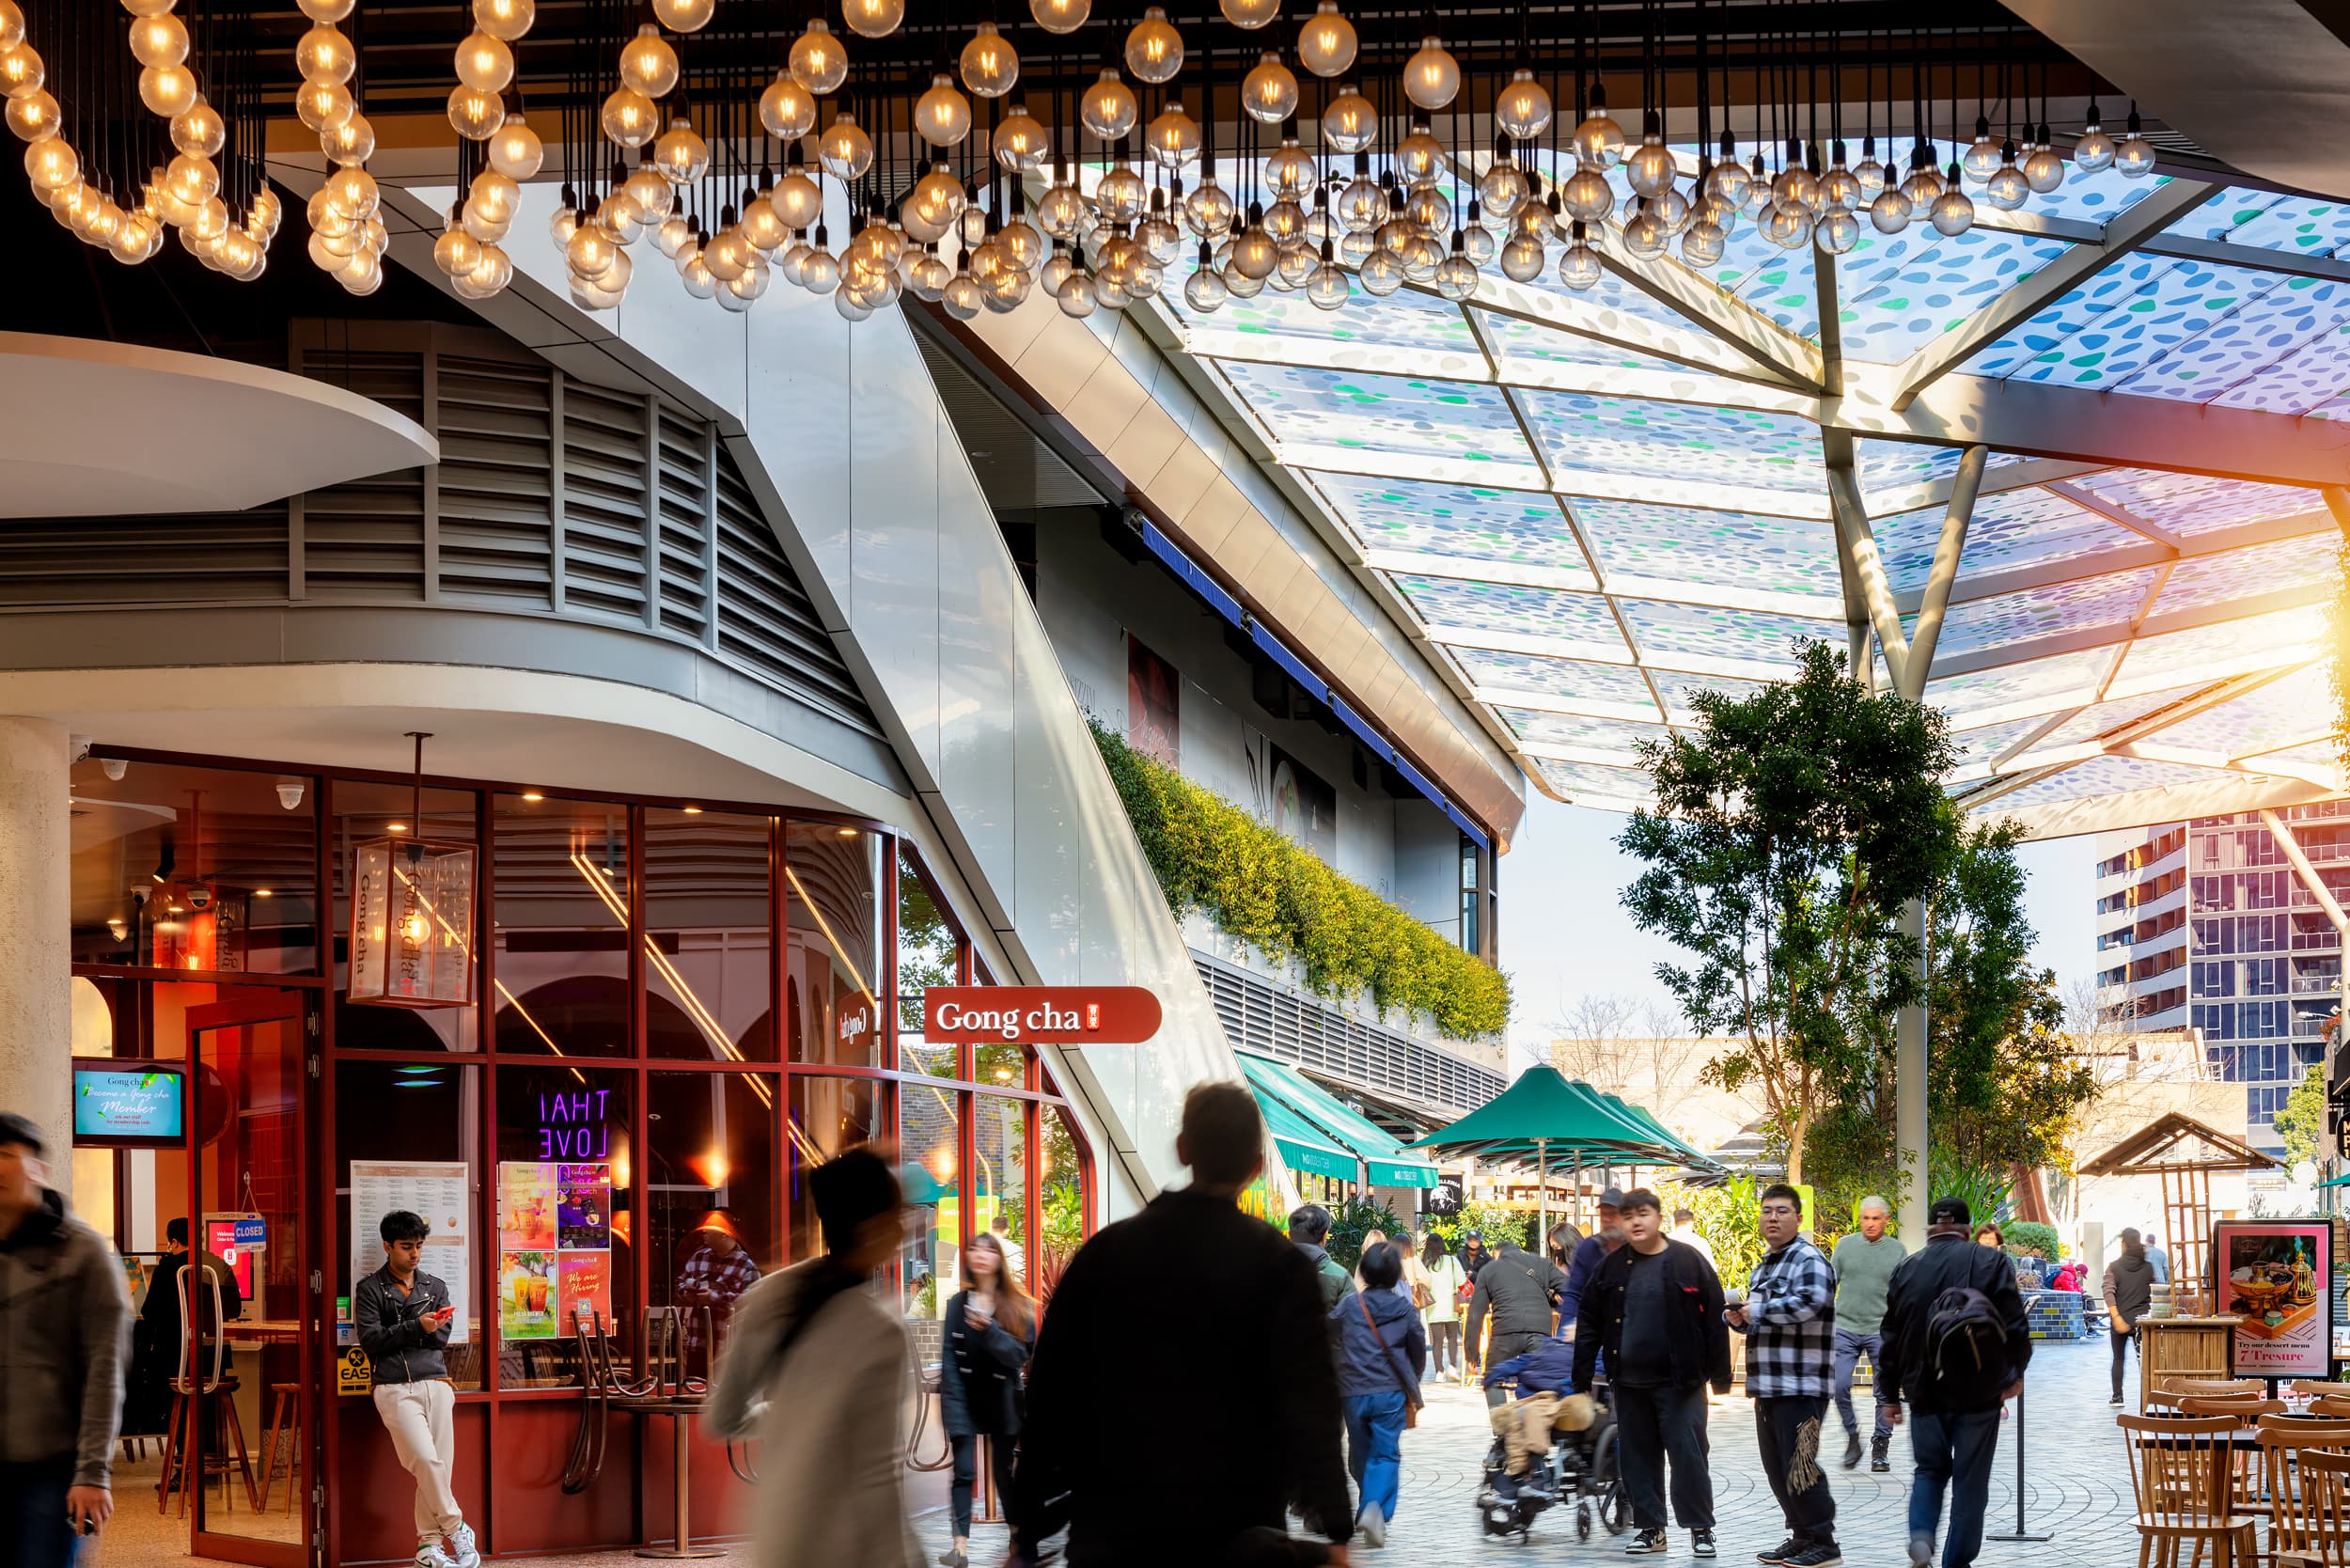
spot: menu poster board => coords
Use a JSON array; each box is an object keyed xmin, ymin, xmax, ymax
[
  {"xmin": 500, "ymin": 1249, "xmax": 556, "ymax": 1339},
  {"xmin": 500, "ymin": 1160, "xmax": 613, "ymax": 1339},
  {"xmin": 2216, "ymin": 1219, "xmax": 2333, "ymax": 1378},
  {"xmin": 350, "ymin": 1161, "xmax": 473, "ymax": 1345}
]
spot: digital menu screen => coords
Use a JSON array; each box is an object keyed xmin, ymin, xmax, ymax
[{"xmin": 71, "ymin": 1064, "xmax": 184, "ymax": 1146}]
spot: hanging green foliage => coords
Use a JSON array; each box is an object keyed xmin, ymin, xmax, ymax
[{"xmin": 1089, "ymin": 719, "xmax": 1512, "ymax": 1041}]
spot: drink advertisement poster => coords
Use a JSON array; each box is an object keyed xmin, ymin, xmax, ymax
[
  {"xmin": 500, "ymin": 1249, "xmax": 556, "ymax": 1340},
  {"xmin": 558, "ymin": 1250, "xmax": 611, "ymax": 1330},
  {"xmin": 2215, "ymin": 1219, "xmax": 2332, "ymax": 1378},
  {"xmin": 498, "ymin": 1162, "xmax": 557, "ymax": 1250}
]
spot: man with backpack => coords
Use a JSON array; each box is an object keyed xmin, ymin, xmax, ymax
[{"xmin": 1875, "ymin": 1197, "xmax": 2032, "ymax": 1568}]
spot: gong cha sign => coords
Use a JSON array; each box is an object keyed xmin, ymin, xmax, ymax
[{"xmin": 922, "ymin": 986, "xmax": 1163, "ymax": 1045}]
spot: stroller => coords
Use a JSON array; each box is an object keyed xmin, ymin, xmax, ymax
[{"xmin": 1476, "ymin": 1375, "xmax": 1627, "ymax": 1542}]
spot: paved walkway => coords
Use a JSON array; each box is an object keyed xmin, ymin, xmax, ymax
[{"xmin": 913, "ymin": 1333, "xmax": 2136, "ymax": 1566}]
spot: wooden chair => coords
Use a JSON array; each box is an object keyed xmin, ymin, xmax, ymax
[
  {"xmin": 2121, "ymin": 1414, "xmax": 2261, "ymax": 1568},
  {"xmin": 2291, "ymin": 1382, "xmax": 2350, "ymax": 1400},
  {"xmin": 2273, "ymin": 1449, "xmax": 2350, "ymax": 1567},
  {"xmin": 2313, "ymin": 1397, "xmax": 2350, "ymax": 1419},
  {"xmin": 254, "ymin": 1382, "xmax": 301, "ymax": 1514},
  {"xmin": 2182, "ymin": 1397, "xmax": 2284, "ymax": 1419}
]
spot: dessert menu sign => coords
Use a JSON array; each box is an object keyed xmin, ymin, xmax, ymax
[{"xmin": 2215, "ymin": 1219, "xmax": 2332, "ymax": 1378}]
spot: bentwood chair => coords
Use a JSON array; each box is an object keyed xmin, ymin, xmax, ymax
[
  {"xmin": 2257, "ymin": 1418, "xmax": 2350, "ymax": 1563},
  {"xmin": 2312, "ymin": 1398, "xmax": 2350, "ymax": 1420},
  {"xmin": 2121, "ymin": 1414, "xmax": 2262, "ymax": 1568},
  {"xmin": 2291, "ymin": 1382, "xmax": 2350, "ymax": 1400},
  {"xmin": 2273, "ymin": 1450, "xmax": 2350, "ymax": 1567},
  {"xmin": 2156, "ymin": 1379, "xmax": 2271, "ymax": 1406}
]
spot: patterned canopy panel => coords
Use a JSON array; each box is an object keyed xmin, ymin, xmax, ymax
[{"xmin": 1149, "ymin": 155, "xmax": 2350, "ymax": 825}]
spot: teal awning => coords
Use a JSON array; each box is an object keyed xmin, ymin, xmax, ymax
[
  {"xmin": 2319, "ymin": 1169, "xmax": 2350, "ymax": 1189},
  {"xmin": 1250, "ymin": 1084, "xmax": 1357, "ymax": 1183},
  {"xmin": 1239, "ymin": 1053, "xmax": 1442, "ymax": 1188},
  {"xmin": 1409, "ymin": 1065, "xmax": 1720, "ymax": 1173}
]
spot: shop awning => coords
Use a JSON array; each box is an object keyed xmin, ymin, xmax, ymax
[
  {"xmin": 1239, "ymin": 1053, "xmax": 1442, "ymax": 1188},
  {"xmin": 1250, "ymin": 1081, "xmax": 1358, "ymax": 1183},
  {"xmin": 1409, "ymin": 1065, "xmax": 1719, "ymax": 1173}
]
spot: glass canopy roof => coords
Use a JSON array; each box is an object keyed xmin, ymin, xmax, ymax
[{"xmin": 1149, "ymin": 158, "xmax": 2350, "ymax": 836}]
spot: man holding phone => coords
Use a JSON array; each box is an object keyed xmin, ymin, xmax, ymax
[{"xmin": 355, "ymin": 1210, "xmax": 475, "ymax": 1568}]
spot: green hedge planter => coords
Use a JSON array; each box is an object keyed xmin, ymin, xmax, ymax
[{"xmin": 1089, "ymin": 720, "xmax": 1511, "ymax": 1041}]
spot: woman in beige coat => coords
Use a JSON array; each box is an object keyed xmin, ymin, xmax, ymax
[{"xmin": 708, "ymin": 1150, "xmax": 921, "ymax": 1568}]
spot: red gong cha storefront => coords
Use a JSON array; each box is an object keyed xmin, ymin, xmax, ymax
[{"xmin": 63, "ymin": 748, "xmax": 1093, "ymax": 1566}]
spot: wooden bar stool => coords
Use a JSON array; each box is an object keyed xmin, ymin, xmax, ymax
[{"xmin": 255, "ymin": 1382, "xmax": 301, "ymax": 1514}]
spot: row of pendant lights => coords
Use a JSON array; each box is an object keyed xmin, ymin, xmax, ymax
[
  {"xmin": 8, "ymin": 0, "xmax": 2161, "ymax": 326},
  {"xmin": 6, "ymin": 0, "xmax": 280, "ymax": 277}
]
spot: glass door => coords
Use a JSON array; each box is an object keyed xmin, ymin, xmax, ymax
[{"xmin": 185, "ymin": 990, "xmax": 314, "ymax": 1568}]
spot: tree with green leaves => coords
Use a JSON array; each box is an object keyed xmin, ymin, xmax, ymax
[
  {"xmin": 2277, "ymin": 1068, "xmax": 2326, "ymax": 1168},
  {"xmin": 1619, "ymin": 641, "xmax": 1959, "ymax": 1184}
]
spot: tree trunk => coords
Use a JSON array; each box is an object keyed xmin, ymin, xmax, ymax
[{"xmin": 1785, "ymin": 1108, "xmax": 1807, "ymax": 1184}]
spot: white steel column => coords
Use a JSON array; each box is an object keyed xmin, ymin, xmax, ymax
[
  {"xmin": 0, "ymin": 717, "xmax": 71, "ymax": 1194},
  {"xmin": 1898, "ymin": 896, "xmax": 1930, "ymax": 1246}
]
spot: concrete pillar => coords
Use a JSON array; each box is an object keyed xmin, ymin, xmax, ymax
[
  {"xmin": 0, "ymin": 716, "xmax": 71, "ymax": 1197},
  {"xmin": 1897, "ymin": 897, "xmax": 1930, "ymax": 1246}
]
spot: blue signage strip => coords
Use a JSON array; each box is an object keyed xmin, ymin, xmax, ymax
[{"xmin": 1137, "ymin": 518, "xmax": 1491, "ymax": 851}]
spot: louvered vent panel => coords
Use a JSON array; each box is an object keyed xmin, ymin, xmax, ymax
[
  {"xmin": 0, "ymin": 511, "xmax": 289, "ymax": 605},
  {"xmin": 300, "ymin": 349, "xmax": 429, "ymax": 603},
  {"xmin": 653, "ymin": 405, "xmax": 710, "ymax": 641},
  {"xmin": 436, "ymin": 353, "xmax": 556, "ymax": 607},
  {"xmin": 559, "ymin": 384, "xmax": 651, "ymax": 624},
  {"xmin": 711, "ymin": 447, "xmax": 875, "ymax": 731},
  {"xmin": 1190, "ymin": 951, "xmax": 1504, "ymax": 1116}
]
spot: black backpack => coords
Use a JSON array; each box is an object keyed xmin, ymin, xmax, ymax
[{"xmin": 1922, "ymin": 1285, "xmax": 2007, "ymax": 1406}]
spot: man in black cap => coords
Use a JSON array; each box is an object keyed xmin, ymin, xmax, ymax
[
  {"xmin": 1557, "ymin": 1187, "xmax": 1626, "ymax": 1337},
  {"xmin": 1875, "ymin": 1198, "xmax": 2031, "ymax": 1568}
]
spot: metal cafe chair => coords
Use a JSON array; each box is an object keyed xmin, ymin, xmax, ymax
[
  {"xmin": 2121, "ymin": 1413, "xmax": 2262, "ymax": 1568},
  {"xmin": 2272, "ymin": 1449, "xmax": 2350, "ymax": 1567}
]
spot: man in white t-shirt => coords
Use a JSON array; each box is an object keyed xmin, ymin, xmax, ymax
[
  {"xmin": 991, "ymin": 1212, "xmax": 1027, "ymax": 1282},
  {"xmin": 1669, "ymin": 1209, "xmax": 1717, "ymax": 1270}
]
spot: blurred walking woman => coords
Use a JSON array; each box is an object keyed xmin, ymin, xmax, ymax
[
  {"xmin": 1420, "ymin": 1233, "xmax": 1467, "ymax": 1382},
  {"xmin": 936, "ymin": 1232, "xmax": 1035, "ymax": 1568}
]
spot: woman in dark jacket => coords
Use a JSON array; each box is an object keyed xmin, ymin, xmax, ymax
[
  {"xmin": 1330, "ymin": 1241, "xmax": 1426, "ymax": 1546},
  {"xmin": 936, "ymin": 1231, "xmax": 1035, "ymax": 1568}
]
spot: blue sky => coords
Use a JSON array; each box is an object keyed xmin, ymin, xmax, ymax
[{"xmin": 1499, "ymin": 793, "xmax": 2098, "ymax": 1071}]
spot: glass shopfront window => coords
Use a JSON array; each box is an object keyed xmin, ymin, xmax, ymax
[
  {"xmin": 645, "ymin": 808, "xmax": 776, "ymax": 1062},
  {"xmin": 495, "ymin": 1065, "xmax": 634, "ymax": 1388},
  {"xmin": 897, "ymin": 845, "xmax": 962, "ymax": 1078},
  {"xmin": 336, "ymin": 1059, "xmax": 485, "ymax": 1390},
  {"xmin": 649, "ymin": 1071, "xmax": 778, "ymax": 1376},
  {"xmin": 69, "ymin": 756, "xmax": 321, "ymax": 974},
  {"xmin": 494, "ymin": 795, "xmax": 633, "ymax": 1057},
  {"xmin": 786, "ymin": 823, "xmax": 884, "ymax": 1066},
  {"xmin": 333, "ymin": 778, "xmax": 481, "ymax": 1053},
  {"xmin": 64, "ymin": 749, "xmax": 1096, "ymax": 1563}
]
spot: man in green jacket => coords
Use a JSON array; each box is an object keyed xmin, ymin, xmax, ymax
[
  {"xmin": 1830, "ymin": 1196, "xmax": 1906, "ymax": 1472},
  {"xmin": 1291, "ymin": 1204, "xmax": 1356, "ymax": 1310}
]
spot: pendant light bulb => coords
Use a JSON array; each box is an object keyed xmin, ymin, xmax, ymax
[
  {"xmin": 915, "ymin": 74, "xmax": 972, "ymax": 147},
  {"xmin": 297, "ymin": 24, "xmax": 356, "ymax": 85},
  {"xmin": 653, "ymin": 117, "xmax": 710, "ymax": 183},
  {"xmin": 1146, "ymin": 102, "xmax": 1202, "ymax": 168},
  {"xmin": 775, "ymin": 170, "xmax": 822, "ymax": 229},
  {"xmin": 995, "ymin": 104, "xmax": 1049, "ymax": 172},
  {"xmin": 1296, "ymin": 0, "xmax": 1356, "ymax": 78},
  {"xmin": 789, "ymin": 21, "xmax": 847, "ymax": 96},
  {"xmin": 962, "ymin": 23, "xmax": 1019, "ymax": 99},
  {"xmin": 1496, "ymin": 69, "xmax": 1553, "ymax": 142},
  {"xmin": 323, "ymin": 111, "xmax": 376, "ymax": 166},
  {"xmin": 488, "ymin": 112, "xmax": 543, "ymax": 180},
  {"xmin": 649, "ymin": 0, "xmax": 713, "ymax": 33},
  {"xmin": 842, "ymin": 0, "xmax": 904, "ymax": 39},
  {"xmin": 758, "ymin": 78, "xmax": 816, "ymax": 139},
  {"xmin": 171, "ymin": 99, "xmax": 227, "ymax": 158},
  {"xmin": 128, "ymin": 14, "xmax": 190, "ymax": 71},
  {"xmin": 1962, "ymin": 117, "xmax": 2001, "ymax": 183},
  {"xmin": 1868, "ymin": 186, "xmax": 1913, "ymax": 234},
  {"xmin": 1242, "ymin": 53, "xmax": 1298, "ymax": 124},
  {"xmin": 599, "ymin": 87, "xmax": 657, "ymax": 148},
  {"xmin": 819, "ymin": 112, "xmax": 874, "ymax": 180},
  {"xmin": 1125, "ymin": 8, "xmax": 1183, "ymax": 86},
  {"xmin": 139, "ymin": 64, "xmax": 198, "ymax": 118},
  {"xmin": 0, "ymin": 39, "xmax": 40, "ymax": 98},
  {"xmin": 6, "ymin": 86, "xmax": 57, "ymax": 142},
  {"xmin": 1029, "ymin": 0, "xmax": 1090, "ymax": 36},
  {"xmin": 1929, "ymin": 178, "xmax": 1976, "ymax": 236},
  {"xmin": 448, "ymin": 85, "xmax": 505, "ymax": 141},
  {"xmin": 618, "ymin": 25, "xmax": 678, "ymax": 99},
  {"xmin": 1081, "ymin": 69, "xmax": 1137, "ymax": 141},
  {"xmin": 457, "ymin": 30, "xmax": 516, "ymax": 94},
  {"xmin": 2113, "ymin": 108, "xmax": 2156, "ymax": 178},
  {"xmin": 1221, "ymin": 0, "xmax": 1280, "ymax": 25},
  {"xmin": 2023, "ymin": 141, "xmax": 2066, "ymax": 195},
  {"xmin": 1404, "ymin": 36, "xmax": 1459, "ymax": 111},
  {"xmin": 2073, "ymin": 105, "xmax": 2116, "ymax": 174},
  {"xmin": 294, "ymin": 78, "xmax": 352, "ymax": 133},
  {"xmin": 473, "ymin": 0, "xmax": 535, "ymax": 42}
]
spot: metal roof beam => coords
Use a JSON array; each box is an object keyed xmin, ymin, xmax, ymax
[
  {"xmin": 1824, "ymin": 431, "xmax": 1913, "ymax": 694},
  {"xmin": 1902, "ymin": 445, "xmax": 1988, "ymax": 700},
  {"xmin": 1592, "ymin": 223, "xmax": 1829, "ymax": 392},
  {"xmin": 1977, "ymin": 773, "xmax": 2342, "ymax": 841},
  {"xmin": 1887, "ymin": 179, "xmax": 2220, "ymax": 413}
]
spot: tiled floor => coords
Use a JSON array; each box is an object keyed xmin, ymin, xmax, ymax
[{"xmin": 86, "ymin": 1335, "xmax": 2136, "ymax": 1567}]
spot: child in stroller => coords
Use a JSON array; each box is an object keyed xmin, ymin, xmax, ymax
[{"xmin": 1478, "ymin": 1334, "xmax": 1626, "ymax": 1541}]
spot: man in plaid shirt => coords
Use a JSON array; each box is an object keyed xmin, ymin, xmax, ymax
[
  {"xmin": 1727, "ymin": 1184, "xmax": 1841, "ymax": 1568},
  {"xmin": 676, "ymin": 1213, "xmax": 762, "ymax": 1377}
]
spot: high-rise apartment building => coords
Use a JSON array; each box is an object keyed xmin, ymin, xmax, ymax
[{"xmin": 2094, "ymin": 806, "xmax": 2349, "ymax": 1152}]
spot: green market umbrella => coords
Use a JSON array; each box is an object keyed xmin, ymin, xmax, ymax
[{"xmin": 1409, "ymin": 1066, "xmax": 1708, "ymax": 1240}]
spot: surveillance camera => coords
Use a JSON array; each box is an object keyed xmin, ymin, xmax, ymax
[
  {"xmin": 185, "ymin": 885, "xmax": 213, "ymax": 912},
  {"xmin": 102, "ymin": 758, "xmax": 128, "ymax": 782},
  {"xmin": 275, "ymin": 779, "xmax": 306, "ymax": 810}
]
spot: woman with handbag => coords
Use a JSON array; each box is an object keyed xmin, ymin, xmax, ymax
[
  {"xmin": 1418, "ymin": 1234, "xmax": 1466, "ymax": 1384},
  {"xmin": 935, "ymin": 1233, "xmax": 1035, "ymax": 1568},
  {"xmin": 1331, "ymin": 1241, "xmax": 1426, "ymax": 1547}
]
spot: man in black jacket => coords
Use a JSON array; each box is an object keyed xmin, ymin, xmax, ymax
[
  {"xmin": 1572, "ymin": 1188, "xmax": 1731, "ymax": 1558},
  {"xmin": 1010, "ymin": 1083, "xmax": 1353, "ymax": 1568},
  {"xmin": 1465, "ymin": 1235, "xmax": 1565, "ymax": 1407},
  {"xmin": 1875, "ymin": 1198, "xmax": 2031, "ymax": 1568}
]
